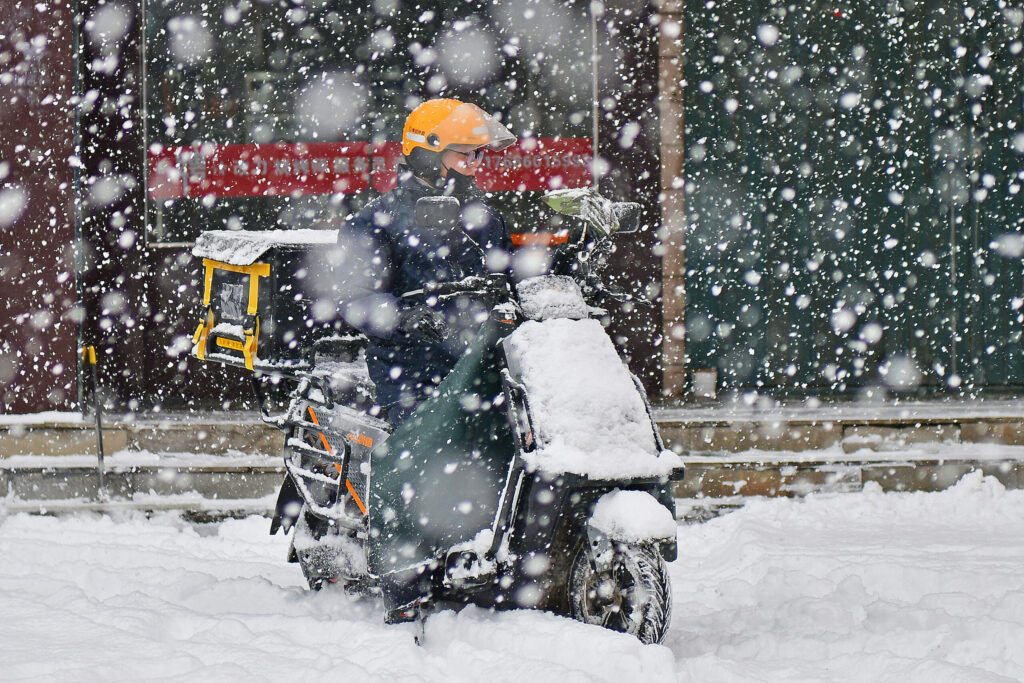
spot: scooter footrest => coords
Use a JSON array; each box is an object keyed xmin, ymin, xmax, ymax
[
  {"xmin": 286, "ymin": 438, "xmax": 336, "ymax": 461},
  {"xmin": 442, "ymin": 551, "xmax": 497, "ymax": 589}
]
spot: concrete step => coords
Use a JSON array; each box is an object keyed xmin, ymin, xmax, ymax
[
  {"xmin": 4, "ymin": 445, "xmax": 1024, "ymax": 512},
  {"xmin": 0, "ymin": 497, "xmax": 276, "ymax": 522},
  {"xmin": 5, "ymin": 400, "xmax": 1024, "ymax": 459},
  {"xmin": 677, "ymin": 446, "xmax": 1024, "ymax": 498},
  {"xmin": 3, "ymin": 402, "xmax": 1024, "ymax": 508},
  {"xmin": 657, "ymin": 398, "xmax": 1024, "ymax": 452},
  {"xmin": 0, "ymin": 412, "xmax": 283, "ymax": 458},
  {"xmin": 1, "ymin": 453, "xmax": 284, "ymax": 504}
]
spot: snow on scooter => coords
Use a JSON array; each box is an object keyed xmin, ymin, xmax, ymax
[{"xmin": 266, "ymin": 188, "xmax": 684, "ymax": 644}]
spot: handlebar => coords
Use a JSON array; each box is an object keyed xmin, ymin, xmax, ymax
[{"xmin": 400, "ymin": 273, "xmax": 513, "ymax": 303}]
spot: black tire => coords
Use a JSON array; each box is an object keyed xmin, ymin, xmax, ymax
[{"xmin": 567, "ymin": 540, "xmax": 672, "ymax": 644}]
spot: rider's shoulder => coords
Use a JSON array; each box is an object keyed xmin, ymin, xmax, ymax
[
  {"xmin": 350, "ymin": 188, "xmax": 408, "ymax": 223},
  {"xmin": 343, "ymin": 189, "xmax": 418, "ymax": 244}
]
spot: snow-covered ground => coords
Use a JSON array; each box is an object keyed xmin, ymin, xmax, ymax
[{"xmin": 1, "ymin": 473, "xmax": 1022, "ymax": 681}]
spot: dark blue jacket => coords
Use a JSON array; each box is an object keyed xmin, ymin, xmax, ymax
[{"xmin": 335, "ymin": 171, "xmax": 511, "ymax": 418}]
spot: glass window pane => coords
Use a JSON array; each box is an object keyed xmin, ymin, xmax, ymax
[{"xmin": 143, "ymin": 0, "xmax": 597, "ymax": 245}]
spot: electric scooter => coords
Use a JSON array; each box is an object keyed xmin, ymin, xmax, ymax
[{"xmin": 265, "ymin": 189, "xmax": 684, "ymax": 644}]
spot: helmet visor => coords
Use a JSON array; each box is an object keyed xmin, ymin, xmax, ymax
[
  {"xmin": 429, "ymin": 103, "xmax": 516, "ymax": 153},
  {"xmin": 474, "ymin": 107, "xmax": 516, "ymax": 151}
]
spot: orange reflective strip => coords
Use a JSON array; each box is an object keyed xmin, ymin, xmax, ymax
[
  {"xmin": 511, "ymin": 232, "xmax": 569, "ymax": 247},
  {"xmin": 346, "ymin": 479, "xmax": 368, "ymax": 516},
  {"xmin": 307, "ymin": 407, "xmax": 333, "ymax": 455},
  {"xmin": 309, "ymin": 407, "xmax": 364, "ymax": 516}
]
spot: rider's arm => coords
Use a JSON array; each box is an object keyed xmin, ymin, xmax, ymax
[
  {"xmin": 335, "ymin": 205, "xmax": 403, "ymax": 341},
  {"xmin": 479, "ymin": 202, "xmax": 514, "ymax": 273}
]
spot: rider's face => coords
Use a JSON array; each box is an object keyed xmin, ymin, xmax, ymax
[{"xmin": 440, "ymin": 147, "xmax": 484, "ymax": 177}]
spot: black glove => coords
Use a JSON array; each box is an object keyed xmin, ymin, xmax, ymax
[{"xmin": 396, "ymin": 305, "xmax": 447, "ymax": 344}]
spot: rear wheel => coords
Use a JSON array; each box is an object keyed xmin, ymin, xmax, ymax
[{"xmin": 567, "ymin": 540, "xmax": 672, "ymax": 644}]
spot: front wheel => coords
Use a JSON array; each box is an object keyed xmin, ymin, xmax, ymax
[{"xmin": 567, "ymin": 540, "xmax": 672, "ymax": 644}]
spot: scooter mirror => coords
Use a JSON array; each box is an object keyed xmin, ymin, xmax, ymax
[
  {"xmin": 415, "ymin": 196, "xmax": 461, "ymax": 229},
  {"xmin": 612, "ymin": 202, "xmax": 641, "ymax": 234}
]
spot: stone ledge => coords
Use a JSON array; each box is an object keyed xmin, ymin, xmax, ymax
[
  {"xmin": 7, "ymin": 416, "xmax": 1024, "ymax": 458},
  {"xmin": 0, "ymin": 463, "xmax": 284, "ymax": 502},
  {"xmin": 676, "ymin": 459, "xmax": 1024, "ymax": 499},
  {"xmin": 0, "ymin": 421, "xmax": 283, "ymax": 457},
  {"xmin": 660, "ymin": 420, "xmax": 1024, "ymax": 453}
]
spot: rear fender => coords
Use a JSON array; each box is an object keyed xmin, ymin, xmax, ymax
[{"xmin": 270, "ymin": 474, "xmax": 302, "ymax": 535}]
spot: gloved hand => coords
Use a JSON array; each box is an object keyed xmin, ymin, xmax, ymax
[{"xmin": 396, "ymin": 305, "xmax": 447, "ymax": 343}]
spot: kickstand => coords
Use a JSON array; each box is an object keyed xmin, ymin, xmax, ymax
[{"xmin": 413, "ymin": 609, "xmax": 428, "ymax": 646}]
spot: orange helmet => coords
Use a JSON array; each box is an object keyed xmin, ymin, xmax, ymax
[{"xmin": 402, "ymin": 98, "xmax": 515, "ymax": 157}]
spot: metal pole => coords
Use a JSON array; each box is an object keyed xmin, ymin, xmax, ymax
[
  {"xmin": 140, "ymin": 0, "xmax": 150, "ymax": 248},
  {"xmin": 949, "ymin": 204, "xmax": 958, "ymax": 379},
  {"xmin": 84, "ymin": 346, "xmax": 106, "ymax": 498},
  {"xmin": 590, "ymin": 1, "xmax": 600, "ymax": 187}
]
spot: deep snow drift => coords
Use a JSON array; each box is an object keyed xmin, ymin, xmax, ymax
[{"xmin": 2, "ymin": 473, "xmax": 1023, "ymax": 681}]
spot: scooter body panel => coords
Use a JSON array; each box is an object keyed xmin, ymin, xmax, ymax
[{"xmin": 366, "ymin": 318, "xmax": 518, "ymax": 579}]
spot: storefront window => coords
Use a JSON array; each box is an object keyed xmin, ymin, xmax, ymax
[{"xmin": 143, "ymin": 0, "xmax": 597, "ymax": 245}]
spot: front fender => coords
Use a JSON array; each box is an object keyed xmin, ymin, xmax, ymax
[{"xmin": 587, "ymin": 489, "xmax": 677, "ymax": 561}]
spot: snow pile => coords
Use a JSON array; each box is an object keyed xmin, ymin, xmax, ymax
[
  {"xmin": 670, "ymin": 472, "xmax": 1024, "ymax": 680},
  {"xmin": 308, "ymin": 356, "xmax": 375, "ymax": 402},
  {"xmin": 590, "ymin": 490, "xmax": 676, "ymax": 542},
  {"xmin": 0, "ymin": 449, "xmax": 277, "ymax": 470},
  {"xmin": 3, "ymin": 472, "xmax": 1024, "ymax": 678},
  {"xmin": 192, "ymin": 229, "xmax": 338, "ymax": 266},
  {"xmin": 503, "ymin": 318, "xmax": 679, "ymax": 478},
  {"xmin": 0, "ymin": 411, "xmax": 85, "ymax": 425},
  {"xmin": 516, "ymin": 275, "xmax": 588, "ymax": 321},
  {"xmin": 0, "ymin": 513, "xmax": 675, "ymax": 681}
]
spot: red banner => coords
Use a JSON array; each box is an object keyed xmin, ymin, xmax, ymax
[
  {"xmin": 149, "ymin": 137, "xmax": 592, "ymax": 199},
  {"xmin": 476, "ymin": 137, "xmax": 594, "ymax": 192},
  {"xmin": 148, "ymin": 142, "xmax": 369, "ymax": 200}
]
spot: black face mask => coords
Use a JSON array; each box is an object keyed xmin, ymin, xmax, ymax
[{"xmin": 443, "ymin": 169, "xmax": 478, "ymax": 198}]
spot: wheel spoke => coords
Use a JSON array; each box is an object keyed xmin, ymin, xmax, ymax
[
  {"xmin": 615, "ymin": 564, "xmax": 636, "ymax": 590},
  {"xmin": 612, "ymin": 607, "xmax": 631, "ymax": 632}
]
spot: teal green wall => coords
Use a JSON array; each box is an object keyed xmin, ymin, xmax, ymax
[{"xmin": 684, "ymin": 0, "xmax": 1024, "ymax": 393}]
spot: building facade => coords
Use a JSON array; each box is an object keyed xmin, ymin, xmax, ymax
[
  {"xmin": 2, "ymin": 0, "xmax": 1022, "ymax": 414},
  {"xmin": 2, "ymin": 0, "xmax": 663, "ymax": 413}
]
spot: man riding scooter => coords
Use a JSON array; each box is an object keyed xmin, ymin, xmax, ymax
[
  {"xmin": 337, "ymin": 98, "xmax": 515, "ymax": 424},
  {"xmin": 334, "ymin": 98, "xmax": 516, "ymax": 622}
]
